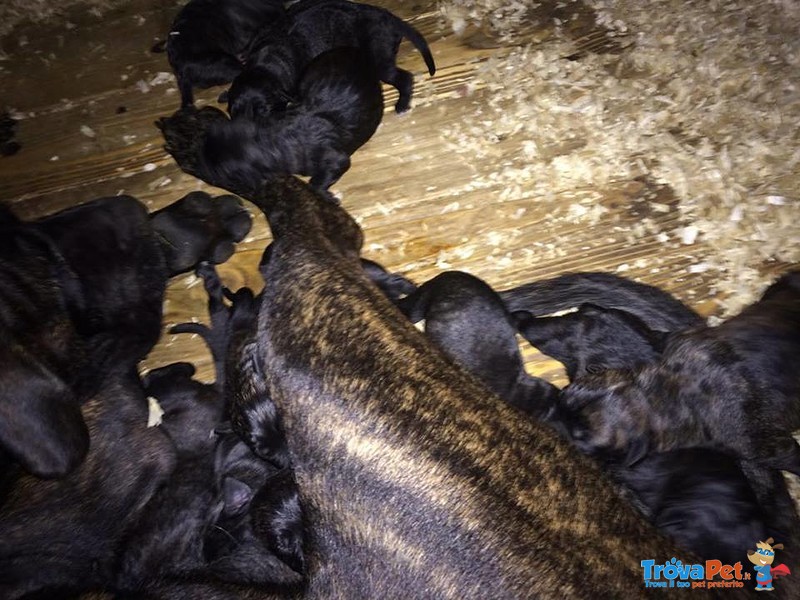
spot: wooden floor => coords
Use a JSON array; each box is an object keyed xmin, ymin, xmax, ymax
[{"xmin": 0, "ymin": 0, "xmax": 795, "ymax": 386}]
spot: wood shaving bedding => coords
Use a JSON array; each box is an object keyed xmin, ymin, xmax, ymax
[{"xmin": 439, "ymin": 0, "xmax": 799, "ymax": 315}]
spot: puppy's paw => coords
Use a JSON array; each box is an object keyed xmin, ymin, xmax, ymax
[{"xmin": 150, "ymin": 191, "xmax": 252, "ymax": 274}]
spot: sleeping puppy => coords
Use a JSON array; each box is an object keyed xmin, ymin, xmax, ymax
[
  {"xmin": 194, "ymin": 175, "xmax": 712, "ymax": 598},
  {"xmin": 226, "ymin": 0, "xmax": 436, "ymax": 119},
  {"xmin": 116, "ymin": 370, "xmax": 302, "ymax": 594},
  {"xmin": 160, "ymin": 48, "xmax": 383, "ymax": 192},
  {"xmin": 513, "ymin": 303, "xmax": 668, "ymax": 380},
  {"xmin": 499, "ymin": 271, "xmax": 704, "ymax": 332},
  {"xmin": 0, "ymin": 192, "xmax": 246, "ymax": 480},
  {"xmin": 396, "ymin": 270, "xmax": 560, "ymax": 418},
  {"xmin": 206, "ymin": 432, "xmax": 305, "ymax": 581},
  {"xmin": 558, "ymin": 271, "xmax": 800, "ymax": 473},
  {"xmin": 29, "ymin": 192, "xmax": 252, "ymax": 370},
  {"xmin": 0, "ymin": 193, "xmax": 251, "ymax": 597},
  {"xmin": 162, "ymin": 0, "xmax": 286, "ymax": 107},
  {"xmin": 609, "ymin": 448, "xmax": 767, "ymax": 565}
]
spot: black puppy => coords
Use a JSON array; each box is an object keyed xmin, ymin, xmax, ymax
[
  {"xmin": 360, "ymin": 257, "xmax": 417, "ymax": 301},
  {"xmin": 513, "ymin": 303, "xmax": 668, "ymax": 380},
  {"xmin": 0, "ymin": 193, "xmax": 249, "ymax": 480},
  {"xmin": 227, "ymin": 0, "xmax": 436, "ymax": 119},
  {"xmin": 396, "ymin": 271, "xmax": 560, "ymax": 418},
  {"xmin": 0, "ymin": 192, "xmax": 249, "ymax": 598},
  {"xmin": 160, "ymin": 48, "xmax": 384, "ymax": 192},
  {"xmin": 174, "ymin": 261, "xmax": 304, "ymax": 574},
  {"xmin": 116, "ymin": 368, "xmax": 302, "ymax": 593},
  {"xmin": 142, "ymin": 362, "xmax": 222, "ymax": 456},
  {"xmin": 206, "ymin": 432, "xmax": 305, "ymax": 580},
  {"xmin": 609, "ymin": 448, "xmax": 767, "ymax": 565},
  {"xmin": 499, "ymin": 271, "xmax": 704, "ymax": 332},
  {"xmin": 162, "ymin": 0, "xmax": 286, "ymax": 107}
]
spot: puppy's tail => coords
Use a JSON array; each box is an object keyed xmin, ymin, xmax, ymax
[
  {"xmin": 397, "ymin": 19, "xmax": 436, "ymax": 76},
  {"xmin": 499, "ymin": 272, "xmax": 703, "ymax": 332}
]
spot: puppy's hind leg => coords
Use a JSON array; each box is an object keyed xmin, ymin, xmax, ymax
[{"xmin": 381, "ymin": 66, "xmax": 415, "ymax": 113}]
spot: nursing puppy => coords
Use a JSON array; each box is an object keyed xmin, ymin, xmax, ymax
[
  {"xmin": 396, "ymin": 270, "xmax": 559, "ymax": 418},
  {"xmin": 610, "ymin": 448, "xmax": 767, "ymax": 565},
  {"xmin": 117, "ymin": 368, "xmax": 302, "ymax": 594},
  {"xmin": 499, "ymin": 271, "xmax": 704, "ymax": 332},
  {"xmin": 0, "ymin": 194, "xmax": 251, "ymax": 597},
  {"xmin": 206, "ymin": 432, "xmax": 305, "ymax": 580},
  {"xmin": 360, "ymin": 257, "xmax": 417, "ymax": 301},
  {"xmin": 162, "ymin": 0, "xmax": 286, "ymax": 107},
  {"xmin": 558, "ymin": 271, "xmax": 800, "ymax": 472},
  {"xmin": 0, "ymin": 193, "xmax": 249, "ymax": 480},
  {"xmin": 201, "ymin": 176, "xmax": 723, "ymax": 598},
  {"xmin": 227, "ymin": 0, "xmax": 435, "ymax": 119},
  {"xmin": 513, "ymin": 303, "xmax": 668, "ymax": 380},
  {"xmin": 160, "ymin": 48, "xmax": 384, "ymax": 192}
]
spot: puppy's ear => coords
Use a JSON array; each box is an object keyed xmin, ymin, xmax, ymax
[
  {"xmin": 223, "ymin": 477, "xmax": 254, "ymax": 517},
  {"xmin": 0, "ymin": 349, "xmax": 89, "ymax": 478},
  {"xmin": 625, "ymin": 435, "xmax": 650, "ymax": 468}
]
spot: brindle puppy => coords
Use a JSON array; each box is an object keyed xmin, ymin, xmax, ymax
[
  {"xmin": 396, "ymin": 270, "xmax": 560, "ymax": 418},
  {"xmin": 499, "ymin": 271, "xmax": 704, "ymax": 332},
  {"xmin": 162, "ymin": 0, "xmax": 286, "ymax": 107},
  {"xmin": 226, "ymin": 0, "xmax": 436, "ymax": 119},
  {"xmin": 201, "ymin": 176, "xmax": 724, "ymax": 598},
  {"xmin": 559, "ymin": 271, "xmax": 800, "ymax": 473},
  {"xmin": 160, "ymin": 47, "xmax": 384, "ymax": 192}
]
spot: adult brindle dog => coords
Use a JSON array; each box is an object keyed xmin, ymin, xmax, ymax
[{"xmin": 215, "ymin": 177, "xmax": 745, "ymax": 598}]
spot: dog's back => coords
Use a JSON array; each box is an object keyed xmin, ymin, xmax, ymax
[{"xmin": 244, "ymin": 177, "xmax": 728, "ymax": 598}]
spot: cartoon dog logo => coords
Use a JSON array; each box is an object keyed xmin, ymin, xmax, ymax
[{"xmin": 747, "ymin": 538, "xmax": 791, "ymax": 591}]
